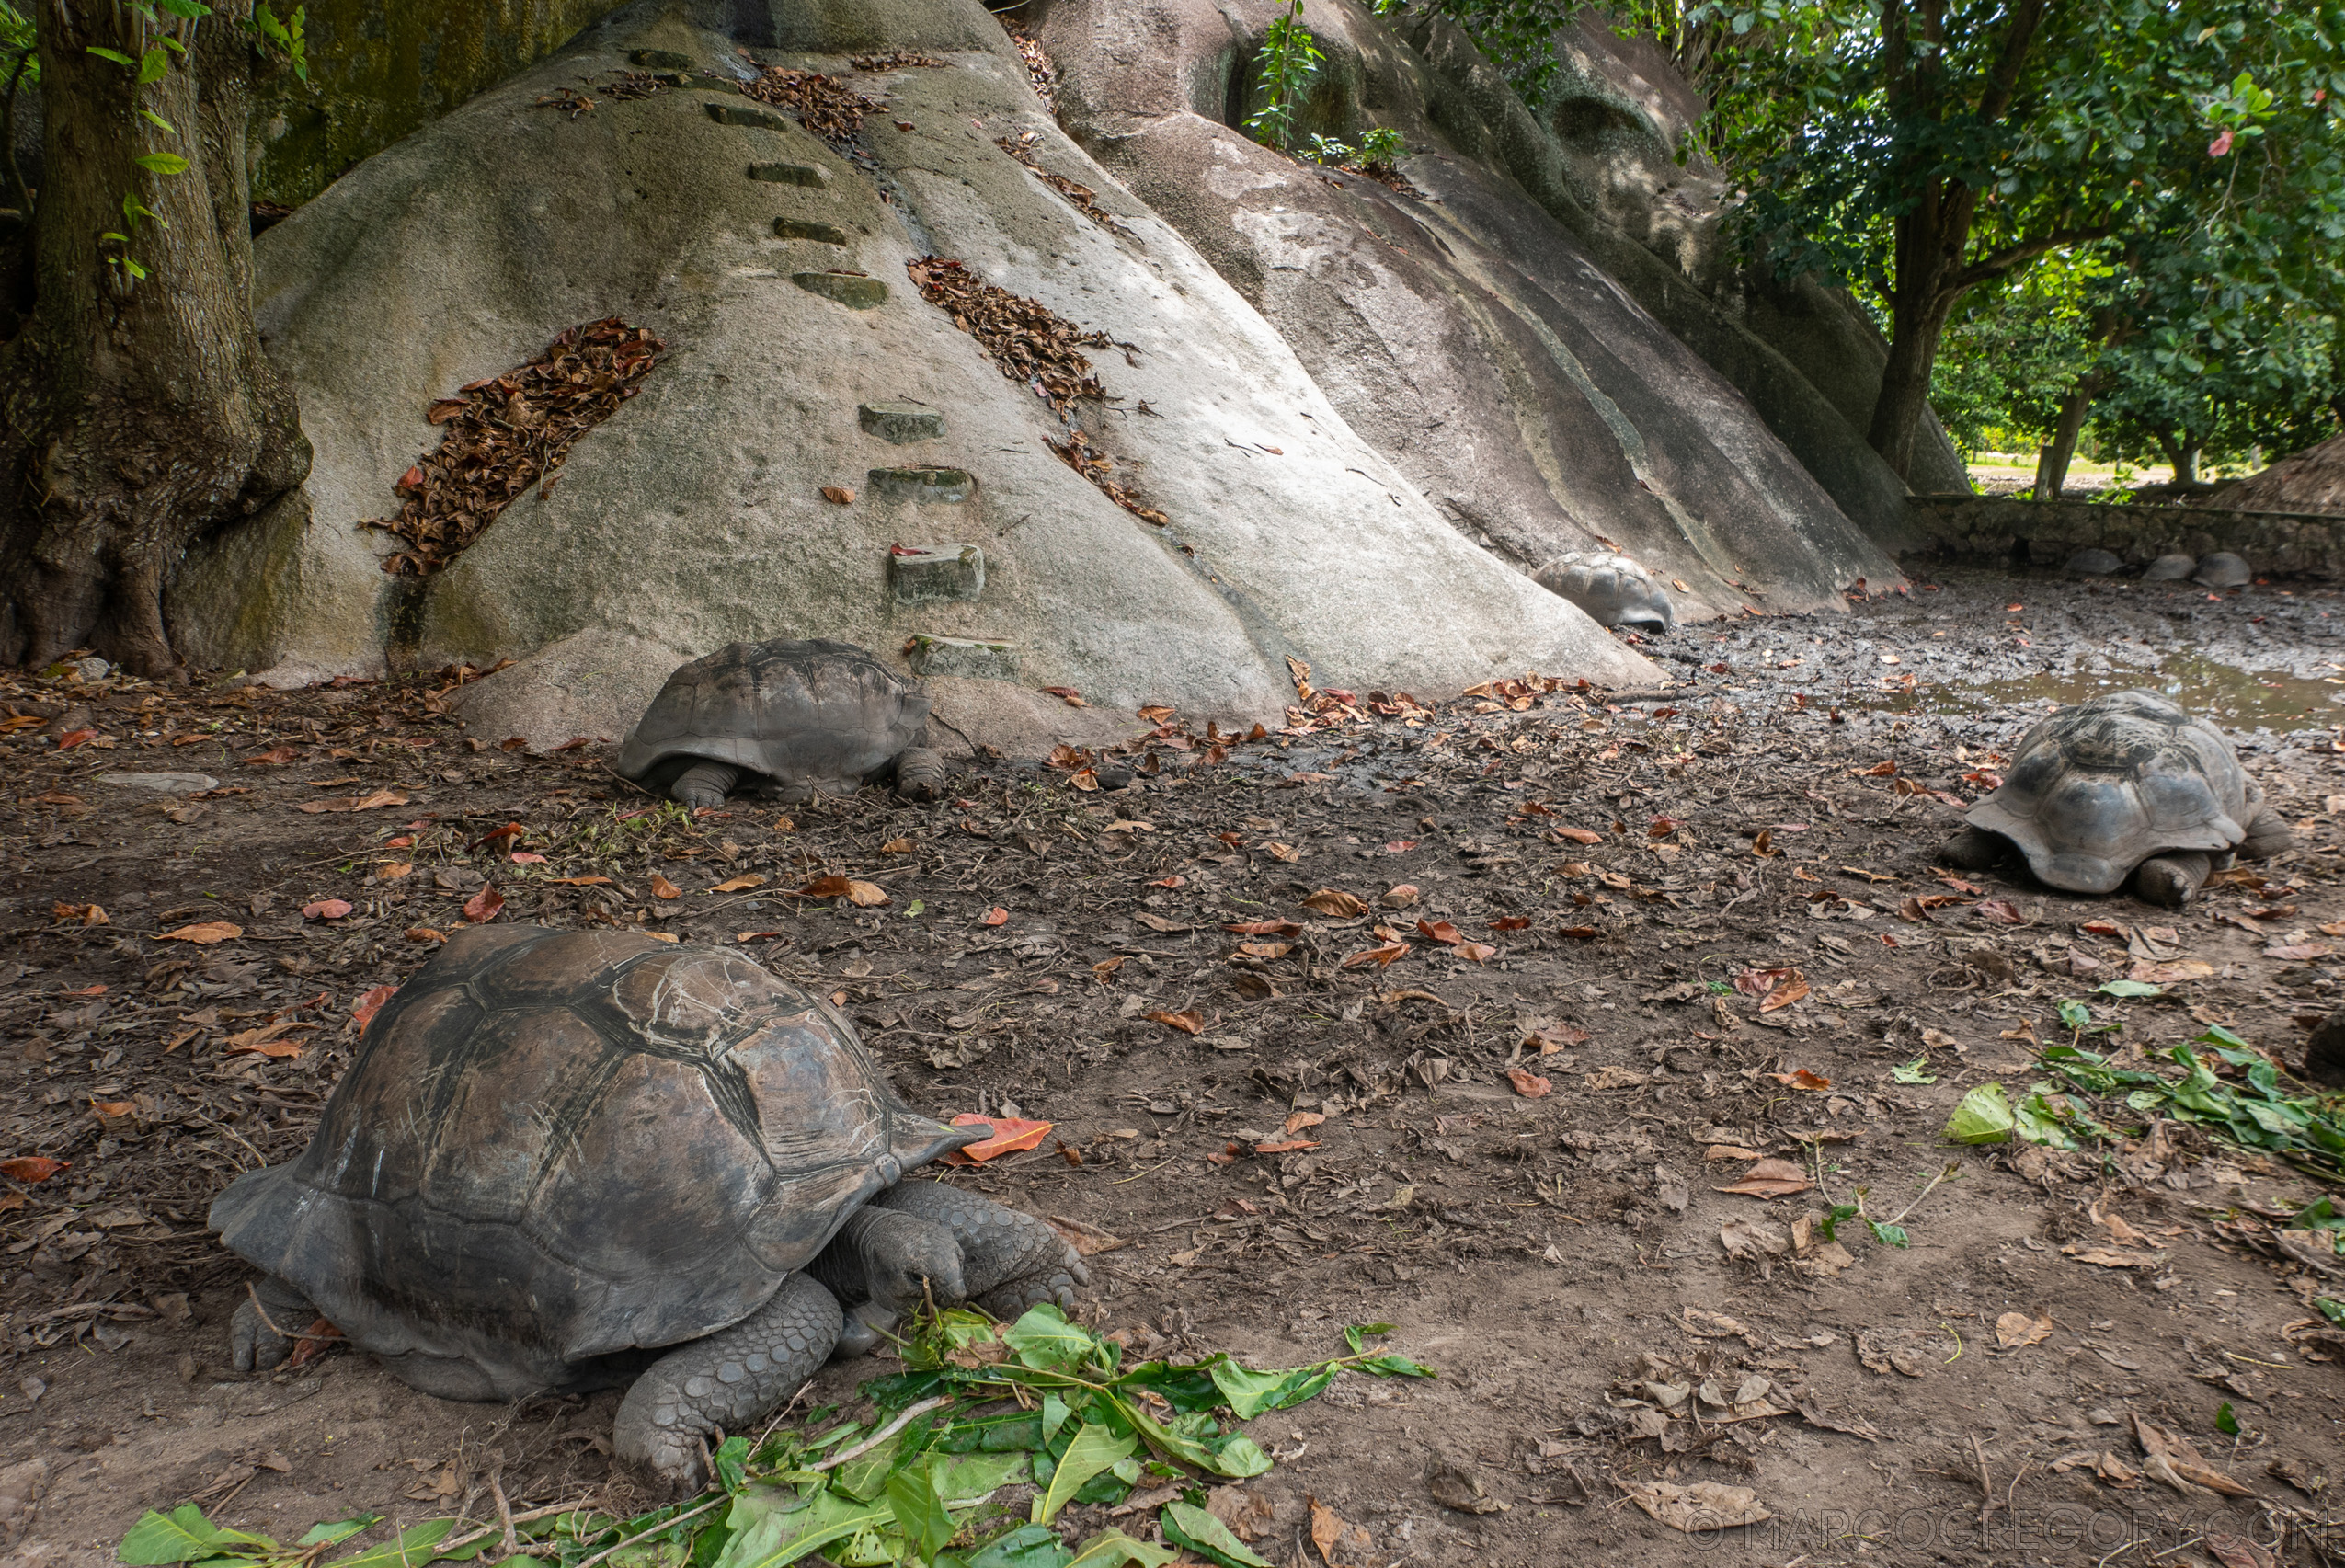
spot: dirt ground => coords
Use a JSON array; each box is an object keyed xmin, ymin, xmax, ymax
[{"xmin": 7, "ymin": 563, "xmax": 2345, "ymax": 1567}]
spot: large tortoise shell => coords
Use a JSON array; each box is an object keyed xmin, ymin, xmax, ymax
[
  {"xmin": 613, "ymin": 638, "xmax": 929, "ymax": 795},
  {"xmin": 211, "ymin": 928, "xmax": 971, "ymax": 1373},
  {"xmin": 1967, "ymin": 689, "xmax": 2257, "ymax": 894},
  {"xmin": 1533, "ymin": 551, "xmax": 1675, "ymax": 631}
]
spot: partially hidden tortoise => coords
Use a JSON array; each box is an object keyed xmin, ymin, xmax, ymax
[
  {"xmin": 1941, "ymin": 689, "xmax": 2291, "ymax": 906},
  {"xmin": 1533, "ymin": 550, "xmax": 1675, "ymax": 633},
  {"xmin": 210, "ymin": 927, "xmax": 1084, "ymax": 1493},
  {"xmin": 616, "ymin": 638, "xmax": 944, "ymax": 807}
]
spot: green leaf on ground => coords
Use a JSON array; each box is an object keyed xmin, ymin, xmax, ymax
[
  {"xmin": 1946, "ymin": 1082, "xmax": 2015, "ymax": 1143},
  {"xmin": 119, "ymin": 1507, "xmax": 273, "ymax": 1566},
  {"xmin": 1158, "ymin": 1503, "xmax": 1275, "ymax": 1568},
  {"xmin": 1035, "ymin": 1425, "xmax": 1138, "ymax": 1524}
]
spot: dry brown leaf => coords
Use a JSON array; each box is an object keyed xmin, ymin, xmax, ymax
[
  {"xmin": 1618, "ymin": 1480, "xmax": 1770, "ymax": 1532},
  {"xmin": 1147, "ymin": 1009, "xmax": 1204, "ymax": 1036},
  {"xmin": 157, "ymin": 921, "xmax": 243, "ymax": 944},
  {"xmin": 1714, "ymin": 1158, "xmax": 1814, "ymax": 1199},
  {"xmin": 1302, "ymin": 887, "xmax": 1368, "ymax": 918},
  {"xmin": 709, "ymin": 875, "xmax": 767, "ymax": 893},
  {"xmin": 1995, "ymin": 1311, "xmax": 2053, "ymax": 1349}
]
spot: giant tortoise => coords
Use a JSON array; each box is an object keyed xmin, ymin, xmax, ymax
[
  {"xmin": 616, "ymin": 638, "xmax": 946, "ymax": 807},
  {"xmin": 211, "ymin": 926, "xmax": 1082, "ymax": 1492},
  {"xmin": 1941, "ymin": 689, "xmax": 2291, "ymax": 906}
]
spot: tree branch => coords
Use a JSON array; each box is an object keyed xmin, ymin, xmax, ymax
[
  {"xmin": 1941, "ymin": 228, "xmax": 2110, "ymax": 295},
  {"xmin": 1976, "ymin": 0, "xmax": 2046, "ymax": 126}
]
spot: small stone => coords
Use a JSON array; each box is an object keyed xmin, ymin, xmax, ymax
[
  {"xmin": 775, "ymin": 217, "xmax": 851, "ymax": 245},
  {"xmin": 748, "ymin": 162, "xmax": 830, "ymax": 188},
  {"xmin": 2193, "ymin": 551, "xmax": 2253, "ymax": 588},
  {"xmin": 909, "ymin": 635, "xmax": 1020, "ymax": 680},
  {"xmin": 794, "ymin": 271, "xmax": 887, "ymax": 308},
  {"xmin": 96, "ymin": 772, "xmax": 217, "ymax": 794},
  {"xmin": 889, "ymin": 544, "xmax": 985, "ymax": 603},
  {"xmin": 706, "ymin": 102, "xmax": 792, "ymax": 132},
  {"xmin": 2143, "ymin": 553, "xmax": 2196, "ymax": 581},
  {"xmin": 627, "ymin": 48, "xmax": 694, "ymax": 68},
  {"xmin": 867, "ymin": 465, "xmax": 972, "ymax": 502},
  {"xmin": 859, "ymin": 402, "xmax": 944, "ymax": 442}
]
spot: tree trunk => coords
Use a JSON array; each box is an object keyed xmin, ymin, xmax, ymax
[
  {"xmin": 2153, "ymin": 431, "xmax": 2199, "ymax": 487},
  {"xmin": 1866, "ymin": 200, "xmax": 1967, "ymax": 484},
  {"xmin": 0, "ymin": 0, "xmax": 307, "ymax": 676},
  {"xmin": 2032, "ymin": 383, "xmax": 2093, "ymax": 499}
]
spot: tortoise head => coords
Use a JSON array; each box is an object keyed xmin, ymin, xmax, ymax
[{"xmin": 864, "ymin": 1209, "xmax": 968, "ymax": 1310}]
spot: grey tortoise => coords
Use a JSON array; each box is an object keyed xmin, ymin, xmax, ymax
[
  {"xmin": 1533, "ymin": 550, "xmax": 1675, "ymax": 632},
  {"xmin": 616, "ymin": 638, "xmax": 945, "ymax": 807},
  {"xmin": 1940, "ymin": 689, "xmax": 2291, "ymax": 906},
  {"xmin": 210, "ymin": 926, "xmax": 1084, "ymax": 1494}
]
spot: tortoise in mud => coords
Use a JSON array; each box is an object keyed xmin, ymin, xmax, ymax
[
  {"xmin": 1941, "ymin": 689, "xmax": 2291, "ymax": 906},
  {"xmin": 1533, "ymin": 550, "xmax": 1675, "ymax": 633},
  {"xmin": 211, "ymin": 927, "xmax": 1084, "ymax": 1493},
  {"xmin": 616, "ymin": 638, "xmax": 945, "ymax": 807}
]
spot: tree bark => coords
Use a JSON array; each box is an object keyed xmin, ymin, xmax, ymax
[
  {"xmin": 2032, "ymin": 383, "xmax": 2093, "ymax": 499},
  {"xmin": 1865, "ymin": 192, "xmax": 1969, "ymax": 484},
  {"xmin": 0, "ymin": 0, "xmax": 307, "ymax": 675}
]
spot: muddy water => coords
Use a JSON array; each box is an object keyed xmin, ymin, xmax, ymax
[{"xmin": 1906, "ymin": 651, "xmax": 2345, "ymax": 731}]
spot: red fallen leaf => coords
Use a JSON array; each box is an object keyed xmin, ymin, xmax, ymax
[
  {"xmin": 243, "ymin": 745, "xmax": 303, "ymax": 765},
  {"xmin": 406, "ymin": 927, "xmax": 448, "ymax": 943},
  {"xmin": 1851, "ymin": 760, "xmax": 1897, "ymax": 777},
  {"xmin": 474, "ymin": 821, "xmax": 526, "ymax": 851},
  {"xmin": 302, "ymin": 898, "xmax": 354, "ymax": 921},
  {"xmin": 1505, "ymin": 1066, "xmax": 1554, "ymax": 1100},
  {"xmin": 1557, "ymin": 924, "xmax": 1601, "ymax": 940},
  {"xmin": 58, "ymin": 982, "xmax": 106, "ymax": 998},
  {"xmin": 821, "ymin": 486, "xmax": 855, "ymax": 504},
  {"xmin": 1383, "ymin": 840, "xmax": 1418, "ymax": 853},
  {"xmin": 0, "ymin": 1157, "xmax": 68, "ymax": 1185},
  {"xmin": 1516, "ymin": 800, "xmax": 1554, "ymax": 818},
  {"xmin": 797, "ymin": 875, "xmax": 888, "ymax": 906},
  {"xmin": 426, "ymin": 398, "xmax": 469, "ymax": 425},
  {"xmin": 89, "ymin": 1099, "xmax": 136, "ymax": 1119},
  {"xmin": 1253, "ymin": 1139, "xmax": 1321, "ymax": 1155},
  {"xmin": 1416, "ymin": 920, "xmax": 1464, "ymax": 944},
  {"xmin": 1234, "ymin": 941, "xmax": 1292, "ymax": 958},
  {"xmin": 226, "ymin": 1037, "xmax": 304, "ymax": 1059},
  {"xmin": 938, "ymin": 1114, "xmax": 1054, "ymax": 1164},
  {"xmin": 1285, "ymin": 1111, "xmax": 1327, "ymax": 1134},
  {"xmin": 1340, "ymin": 942, "xmax": 1410, "ymax": 969},
  {"xmin": 650, "ymin": 873, "xmax": 682, "ymax": 900},
  {"xmin": 982, "ymin": 907, "xmax": 1010, "ymax": 926},
  {"xmin": 2268, "ymin": 943, "xmax": 2334, "ymax": 962},
  {"xmin": 1043, "ymin": 686, "xmax": 1088, "ymax": 707},
  {"xmin": 1225, "ymin": 920, "xmax": 1303, "ymax": 936},
  {"xmin": 1148, "ymin": 876, "xmax": 1185, "ymax": 888},
  {"xmin": 1147, "ymin": 1009, "xmax": 1205, "ymax": 1035},
  {"xmin": 395, "ymin": 464, "xmax": 425, "ymax": 493},
  {"xmin": 1556, "ymin": 826, "xmax": 1603, "ymax": 847},
  {"xmin": 509, "ymin": 852, "xmax": 548, "ymax": 864},
  {"xmin": 1488, "ymin": 916, "xmax": 1530, "ymax": 931},
  {"xmin": 1976, "ymin": 898, "xmax": 2025, "ymax": 924},
  {"xmin": 1302, "ymin": 888, "xmax": 1369, "ymax": 918},
  {"xmin": 385, "ymin": 835, "xmax": 415, "ymax": 849},
  {"xmin": 545, "ymin": 874, "xmax": 613, "ymax": 886},
  {"xmin": 158, "ymin": 921, "xmax": 243, "ymax": 944},
  {"xmin": 462, "ymin": 885, "xmax": 504, "ymax": 923},
  {"xmin": 1206, "ymin": 1144, "xmax": 1240, "ymax": 1166},
  {"xmin": 1217, "ymin": 831, "xmax": 1245, "ymax": 849},
  {"xmin": 1715, "ymin": 1158, "xmax": 1815, "ymax": 1198},
  {"xmin": 1647, "ymin": 816, "xmax": 1680, "ymax": 838},
  {"xmin": 1759, "ymin": 977, "xmax": 1811, "ymax": 1013},
  {"xmin": 1733, "ymin": 966, "xmax": 1797, "ymax": 996},
  {"xmin": 351, "ymin": 984, "xmax": 397, "ymax": 1033},
  {"xmin": 1069, "ymin": 768, "xmax": 1100, "ymax": 792},
  {"xmin": 32, "ymin": 789, "xmax": 84, "ymax": 804},
  {"xmin": 283, "ymin": 1317, "xmax": 346, "ymax": 1370},
  {"xmin": 1455, "ymin": 941, "xmax": 1497, "ymax": 965},
  {"xmin": 55, "ymin": 728, "xmax": 99, "ymax": 749}
]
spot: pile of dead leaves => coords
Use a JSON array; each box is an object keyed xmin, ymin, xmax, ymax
[
  {"xmin": 743, "ymin": 66, "xmax": 876, "ymax": 148},
  {"xmin": 997, "ymin": 132, "xmax": 1128, "ymax": 234},
  {"xmin": 848, "ymin": 51, "xmax": 944, "ymax": 72},
  {"xmin": 366, "ymin": 319, "xmax": 665, "ymax": 575},
  {"xmin": 905, "ymin": 256, "xmax": 1114, "ymax": 415},
  {"xmin": 1047, "ymin": 429, "xmax": 1168, "ymax": 526},
  {"xmin": 1002, "ymin": 23, "xmax": 1059, "ymax": 111}
]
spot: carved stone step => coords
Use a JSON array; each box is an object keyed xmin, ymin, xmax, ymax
[
  {"xmin": 867, "ymin": 465, "xmax": 971, "ymax": 501},
  {"xmin": 859, "ymin": 403, "xmax": 944, "ymax": 442},
  {"xmin": 909, "ymin": 635, "xmax": 1018, "ymax": 679},
  {"xmin": 888, "ymin": 544, "xmax": 984, "ymax": 603},
  {"xmin": 795, "ymin": 272, "xmax": 887, "ymax": 308}
]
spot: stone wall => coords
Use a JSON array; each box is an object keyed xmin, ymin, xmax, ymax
[
  {"xmin": 1907, "ymin": 495, "xmax": 2345, "ymax": 579},
  {"xmin": 249, "ymin": 0, "xmax": 622, "ymax": 207}
]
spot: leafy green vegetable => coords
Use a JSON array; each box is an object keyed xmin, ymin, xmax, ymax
[
  {"xmin": 1946, "ymin": 1082, "xmax": 2016, "ymax": 1143},
  {"xmin": 1159, "ymin": 1503, "xmax": 1275, "ymax": 1568},
  {"xmin": 1892, "ymin": 1057, "xmax": 1937, "ymax": 1084},
  {"xmin": 119, "ymin": 1304, "xmax": 1431, "ymax": 1568},
  {"xmin": 2215, "ymin": 1402, "xmax": 2240, "ymax": 1436},
  {"xmin": 2096, "ymin": 979, "xmax": 2165, "ymax": 1000}
]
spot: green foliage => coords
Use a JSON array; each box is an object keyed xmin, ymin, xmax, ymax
[
  {"xmin": 1244, "ymin": 0, "xmax": 1323, "ymax": 154},
  {"xmin": 1356, "ymin": 127, "xmax": 1407, "ymax": 172},
  {"xmin": 1977, "ymin": 1024, "xmax": 2345, "ymax": 1181},
  {"xmin": 0, "ymin": 0, "xmax": 35, "ymax": 87},
  {"xmin": 1930, "ymin": 255, "xmax": 2108, "ymax": 459},
  {"xmin": 118, "ymin": 1310, "xmax": 1434, "ymax": 1568}
]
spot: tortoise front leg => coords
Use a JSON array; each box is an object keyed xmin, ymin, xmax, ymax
[
  {"xmin": 2132, "ymin": 852, "xmax": 2214, "ymax": 908},
  {"xmin": 875, "ymin": 1183, "xmax": 1087, "ymax": 1319},
  {"xmin": 613, "ymin": 1273, "xmax": 841, "ymax": 1496},
  {"xmin": 2241, "ymin": 803, "xmax": 2294, "ymax": 862},
  {"xmin": 230, "ymin": 1276, "xmax": 315, "ymax": 1373},
  {"xmin": 669, "ymin": 761, "xmax": 739, "ymax": 808},
  {"xmin": 894, "ymin": 748, "xmax": 946, "ymax": 802},
  {"xmin": 1939, "ymin": 826, "xmax": 2006, "ymax": 871}
]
